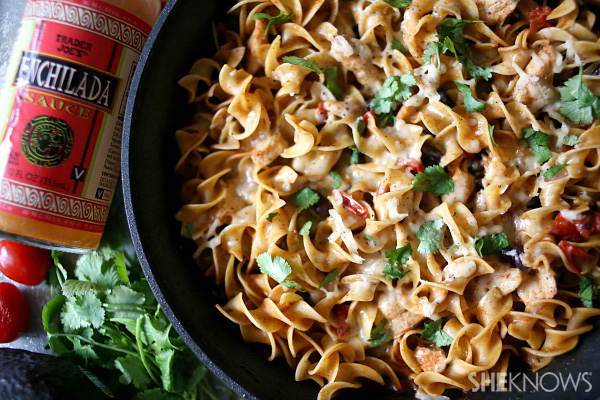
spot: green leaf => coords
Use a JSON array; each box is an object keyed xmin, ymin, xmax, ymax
[
  {"xmin": 438, "ymin": 18, "xmax": 481, "ymax": 43},
  {"xmin": 75, "ymin": 252, "xmax": 120, "ymax": 288},
  {"xmin": 420, "ymin": 319, "xmax": 453, "ymax": 347},
  {"xmin": 106, "ymin": 286, "xmax": 146, "ymax": 319},
  {"xmin": 543, "ymin": 164, "xmax": 568, "ymax": 179},
  {"xmin": 391, "ymin": 37, "xmax": 407, "ymax": 52},
  {"xmin": 371, "ymin": 74, "xmax": 416, "ymax": 125},
  {"xmin": 324, "ymin": 67, "xmax": 344, "ymax": 99},
  {"xmin": 61, "ymin": 292, "xmax": 105, "ymax": 330},
  {"xmin": 114, "ymin": 253, "xmax": 130, "ymax": 285},
  {"xmin": 156, "ymin": 350, "xmax": 176, "ymax": 392},
  {"xmin": 134, "ymin": 389, "xmax": 179, "ymax": 400},
  {"xmin": 299, "ymin": 221, "xmax": 312, "ymax": 236},
  {"xmin": 257, "ymin": 252, "xmax": 303, "ymax": 290},
  {"xmin": 266, "ymin": 212, "xmax": 278, "ymax": 222},
  {"xmin": 62, "ymin": 279, "xmax": 109, "ymax": 298},
  {"xmin": 364, "ymin": 234, "xmax": 376, "ymax": 244},
  {"xmin": 522, "ymin": 128, "xmax": 552, "ymax": 164},
  {"xmin": 357, "ymin": 119, "xmax": 367, "ymax": 136},
  {"xmin": 253, "ymin": 10, "xmax": 296, "ymax": 35},
  {"xmin": 71, "ymin": 337, "xmax": 100, "ymax": 364},
  {"xmin": 558, "ymin": 67, "xmax": 600, "ymax": 124},
  {"xmin": 383, "ymin": 265, "xmax": 410, "ymax": 280},
  {"xmin": 489, "ymin": 124, "xmax": 499, "ymax": 147},
  {"xmin": 143, "ymin": 315, "xmax": 182, "ymax": 352},
  {"xmin": 115, "ymin": 355, "xmax": 152, "ymax": 389},
  {"xmin": 411, "ymin": 165, "xmax": 454, "ymax": 196},
  {"xmin": 282, "ymin": 56, "xmax": 322, "ymax": 74},
  {"xmin": 416, "ymin": 219, "xmax": 445, "ymax": 255},
  {"xmin": 383, "ymin": 0, "xmax": 411, "ymax": 7},
  {"xmin": 185, "ymin": 223, "xmax": 194, "ymax": 236},
  {"xmin": 349, "ymin": 145, "xmax": 362, "ymax": 165},
  {"xmin": 474, "ymin": 233, "xmax": 509, "ymax": 257},
  {"xmin": 384, "ymin": 243, "xmax": 412, "ymax": 273},
  {"xmin": 319, "ymin": 270, "xmax": 339, "ymax": 289},
  {"xmin": 290, "ymin": 187, "xmax": 320, "ymax": 212},
  {"xmin": 563, "ymin": 134, "xmax": 582, "ymax": 146},
  {"xmin": 329, "ymin": 171, "xmax": 342, "ymax": 189},
  {"xmin": 422, "ymin": 41, "xmax": 447, "ymax": 67},
  {"xmin": 465, "ymin": 59, "xmax": 493, "ymax": 81},
  {"xmin": 369, "ymin": 319, "xmax": 392, "ymax": 348},
  {"xmin": 43, "ymin": 295, "xmax": 66, "ymax": 333},
  {"xmin": 456, "ymin": 82, "xmax": 486, "ymax": 112},
  {"xmin": 579, "ymin": 276, "xmax": 599, "ymax": 308}
]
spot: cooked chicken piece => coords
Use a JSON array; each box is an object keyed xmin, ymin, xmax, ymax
[
  {"xmin": 473, "ymin": 0, "xmax": 517, "ymax": 26},
  {"xmin": 517, "ymin": 269, "xmax": 557, "ymax": 306},
  {"xmin": 514, "ymin": 45, "xmax": 557, "ymax": 111},
  {"xmin": 247, "ymin": 18, "xmax": 270, "ymax": 75},
  {"xmin": 442, "ymin": 166, "xmax": 474, "ymax": 205},
  {"xmin": 330, "ymin": 35, "xmax": 385, "ymax": 95},
  {"xmin": 315, "ymin": 100, "xmax": 364, "ymax": 124},
  {"xmin": 379, "ymin": 293, "xmax": 426, "ymax": 338},
  {"xmin": 251, "ymin": 133, "xmax": 288, "ymax": 166},
  {"xmin": 415, "ymin": 346, "xmax": 447, "ymax": 373}
]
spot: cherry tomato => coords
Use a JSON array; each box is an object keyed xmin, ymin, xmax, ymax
[
  {"xmin": 558, "ymin": 240, "xmax": 592, "ymax": 277},
  {"xmin": 399, "ymin": 158, "xmax": 425, "ymax": 173},
  {"xmin": 0, "ymin": 282, "xmax": 29, "ymax": 343},
  {"xmin": 0, "ymin": 240, "xmax": 52, "ymax": 286},
  {"xmin": 528, "ymin": 6, "xmax": 552, "ymax": 31}
]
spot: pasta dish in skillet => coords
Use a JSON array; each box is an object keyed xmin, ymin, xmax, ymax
[{"xmin": 174, "ymin": 0, "xmax": 600, "ymax": 397}]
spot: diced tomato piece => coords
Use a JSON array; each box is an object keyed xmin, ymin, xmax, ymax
[
  {"xmin": 362, "ymin": 110, "xmax": 374, "ymax": 123},
  {"xmin": 551, "ymin": 212, "xmax": 584, "ymax": 242},
  {"xmin": 376, "ymin": 184, "xmax": 389, "ymax": 198},
  {"xmin": 335, "ymin": 190, "xmax": 369, "ymax": 218},
  {"xmin": 528, "ymin": 6, "xmax": 553, "ymax": 31},
  {"xmin": 399, "ymin": 158, "xmax": 425, "ymax": 173},
  {"xmin": 316, "ymin": 101, "xmax": 329, "ymax": 122},
  {"xmin": 335, "ymin": 304, "xmax": 349, "ymax": 338},
  {"xmin": 558, "ymin": 240, "xmax": 592, "ymax": 277}
]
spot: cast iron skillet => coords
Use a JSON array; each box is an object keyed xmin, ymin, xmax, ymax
[{"xmin": 122, "ymin": 1, "xmax": 600, "ymax": 399}]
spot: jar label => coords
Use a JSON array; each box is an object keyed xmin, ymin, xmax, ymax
[{"xmin": 0, "ymin": 0, "xmax": 151, "ymax": 235}]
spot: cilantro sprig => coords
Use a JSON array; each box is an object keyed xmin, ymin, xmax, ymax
[
  {"xmin": 411, "ymin": 165, "xmax": 454, "ymax": 196},
  {"xmin": 456, "ymin": 82, "xmax": 486, "ymax": 112},
  {"xmin": 558, "ymin": 66, "xmax": 600, "ymax": 125},
  {"xmin": 416, "ymin": 219, "xmax": 445, "ymax": 255},
  {"xmin": 383, "ymin": 0, "xmax": 411, "ymax": 8},
  {"xmin": 383, "ymin": 244, "xmax": 412, "ymax": 279},
  {"xmin": 563, "ymin": 134, "xmax": 582, "ymax": 146},
  {"xmin": 290, "ymin": 187, "xmax": 320, "ymax": 212},
  {"xmin": 329, "ymin": 171, "xmax": 342, "ymax": 189},
  {"xmin": 522, "ymin": 128, "xmax": 552, "ymax": 165},
  {"xmin": 371, "ymin": 74, "xmax": 417, "ymax": 126},
  {"xmin": 391, "ymin": 37, "xmax": 407, "ymax": 52},
  {"xmin": 474, "ymin": 233, "xmax": 509, "ymax": 257},
  {"xmin": 420, "ymin": 319, "xmax": 453, "ymax": 347},
  {"xmin": 299, "ymin": 221, "xmax": 312, "ymax": 236},
  {"xmin": 369, "ymin": 318, "xmax": 393, "ymax": 348},
  {"xmin": 543, "ymin": 164, "xmax": 568, "ymax": 179},
  {"xmin": 579, "ymin": 276, "xmax": 599, "ymax": 308},
  {"xmin": 282, "ymin": 56, "xmax": 344, "ymax": 99},
  {"xmin": 319, "ymin": 270, "xmax": 339, "ymax": 289},
  {"xmin": 253, "ymin": 10, "xmax": 295, "ymax": 36},
  {"xmin": 489, "ymin": 124, "xmax": 499, "ymax": 147},
  {"xmin": 257, "ymin": 252, "xmax": 304, "ymax": 290}
]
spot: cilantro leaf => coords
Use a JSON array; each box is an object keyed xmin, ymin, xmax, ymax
[
  {"xmin": 319, "ymin": 270, "xmax": 339, "ymax": 289},
  {"xmin": 558, "ymin": 66, "xmax": 600, "ymax": 125},
  {"xmin": 364, "ymin": 234, "xmax": 376, "ymax": 244},
  {"xmin": 75, "ymin": 252, "xmax": 120, "ymax": 288},
  {"xmin": 579, "ymin": 276, "xmax": 599, "ymax": 308},
  {"xmin": 185, "ymin": 223, "xmax": 194, "ymax": 236},
  {"xmin": 115, "ymin": 355, "xmax": 153, "ymax": 389},
  {"xmin": 290, "ymin": 187, "xmax": 320, "ymax": 212},
  {"xmin": 438, "ymin": 18, "xmax": 481, "ymax": 42},
  {"xmin": 563, "ymin": 134, "xmax": 582, "ymax": 146},
  {"xmin": 543, "ymin": 164, "xmax": 568, "ymax": 179},
  {"xmin": 489, "ymin": 124, "xmax": 499, "ymax": 147},
  {"xmin": 61, "ymin": 292, "xmax": 105, "ymax": 330},
  {"xmin": 422, "ymin": 41, "xmax": 447, "ymax": 67},
  {"xmin": 43, "ymin": 295, "xmax": 66, "ymax": 334},
  {"xmin": 391, "ymin": 37, "xmax": 407, "ymax": 52},
  {"xmin": 420, "ymin": 319, "xmax": 453, "ymax": 347},
  {"xmin": 349, "ymin": 145, "xmax": 362, "ymax": 164},
  {"xmin": 155, "ymin": 350, "xmax": 175, "ymax": 392},
  {"xmin": 299, "ymin": 221, "xmax": 312, "ymax": 236},
  {"xmin": 522, "ymin": 128, "xmax": 552, "ymax": 164},
  {"xmin": 357, "ymin": 119, "xmax": 367, "ymax": 135},
  {"xmin": 282, "ymin": 56, "xmax": 322, "ymax": 73},
  {"xmin": 383, "ymin": 244, "xmax": 412, "ymax": 280},
  {"xmin": 257, "ymin": 252, "xmax": 303, "ymax": 290},
  {"xmin": 416, "ymin": 219, "xmax": 445, "ymax": 255},
  {"xmin": 253, "ymin": 10, "xmax": 295, "ymax": 35},
  {"xmin": 62, "ymin": 279, "xmax": 108, "ymax": 298},
  {"xmin": 324, "ymin": 67, "xmax": 344, "ymax": 99},
  {"xmin": 266, "ymin": 212, "xmax": 278, "ymax": 222},
  {"xmin": 411, "ymin": 165, "xmax": 454, "ymax": 196},
  {"xmin": 383, "ymin": 265, "xmax": 410, "ymax": 280},
  {"xmin": 383, "ymin": 0, "xmax": 411, "ymax": 8},
  {"xmin": 474, "ymin": 233, "xmax": 509, "ymax": 257},
  {"xmin": 106, "ymin": 285, "xmax": 146, "ymax": 319},
  {"xmin": 329, "ymin": 171, "xmax": 342, "ymax": 189},
  {"xmin": 371, "ymin": 74, "xmax": 416, "ymax": 126},
  {"xmin": 369, "ymin": 319, "xmax": 393, "ymax": 348},
  {"xmin": 456, "ymin": 82, "xmax": 486, "ymax": 112}
]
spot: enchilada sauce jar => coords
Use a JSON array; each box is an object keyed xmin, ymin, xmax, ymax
[{"xmin": 0, "ymin": 0, "xmax": 161, "ymax": 252}]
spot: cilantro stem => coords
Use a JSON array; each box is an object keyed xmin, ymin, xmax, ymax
[
  {"xmin": 103, "ymin": 303, "xmax": 156, "ymax": 310},
  {"xmin": 135, "ymin": 316, "xmax": 160, "ymax": 386},
  {"xmin": 48, "ymin": 333, "xmax": 140, "ymax": 357}
]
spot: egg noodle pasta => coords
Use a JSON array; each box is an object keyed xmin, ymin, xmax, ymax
[{"xmin": 174, "ymin": 0, "xmax": 600, "ymax": 398}]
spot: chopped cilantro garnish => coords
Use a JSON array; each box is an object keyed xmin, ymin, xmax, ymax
[
  {"xmin": 383, "ymin": 0, "xmax": 411, "ymax": 8},
  {"xmin": 522, "ymin": 128, "xmax": 552, "ymax": 165},
  {"xmin": 543, "ymin": 164, "xmax": 568, "ymax": 179},
  {"xmin": 357, "ymin": 119, "xmax": 367, "ymax": 135},
  {"xmin": 364, "ymin": 234, "xmax": 376, "ymax": 244},
  {"xmin": 185, "ymin": 223, "xmax": 194, "ymax": 236},
  {"xmin": 383, "ymin": 244, "xmax": 412, "ymax": 279},
  {"xmin": 282, "ymin": 56, "xmax": 321, "ymax": 73},
  {"xmin": 371, "ymin": 74, "xmax": 417, "ymax": 126},
  {"xmin": 579, "ymin": 276, "xmax": 599, "ymax": 308},
  {"xmin": 422, "ymin": 41, "xmax": 446, "ymax": 68},
  {"xmin": 391, "ymin": 37, "xmax": 407, "ymax": 52},
  {"xmin": 558, "ymin": 66, "xmax": 600, "ymax": 125},
  {"xmin": 369, "ymin": 318, "xmax": 393, "ymax": 348},
  {"xmin": 319, "ymin": 270, "xmax": 339, "ymax": 289},
  {"xmin": 416, "ymin": 219, "xmax": 445, "ymax": 255},
  {"xmin": 290, "ymin": 188, "xmax": 320, "ymax": 212},
  {"xmin": 329, "ymin": 171, "xmax": 342, "ymax": 189},
  {"xmin": 420, "ymin": 319, "xmax": 453, "ymax": 347},
  {"xmin": 563, "ymin": 134, "xmax": 582, "ymax": 146},
  {"xmin": 282, "ymin": 57, "xmax": 344, "ymax": 99},
  {"xmin": 489, "ymin": 124, "xmax": 499, "ymax": 147},
  {"xmin": 266, "ymin": 212, "xmax": 278, "ymax": 222},
  {"xmin": 411, "ymin": 165, "xmax": 454, "ymax": 196},
  {"xmin": 257, "ymin": 252, "xmax": 304, "ymax": 290},
  {"xmin": 474, "ymin": 233, "xmax": 509, "ymax": 257},
  {"xmin": 349, "ymin": 145, "xmax": 363, "ymax": 164},
  {"xmin": 253, "ymin": 10, "xmax": 295, "ymax": 35},
  {"xmin": 456, "ymin": 82, "xmax": 486, "ymax": 112},
  {"xmin": 299, "ymin": 221, "xmax": 312, "ymax": 236}
]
